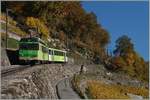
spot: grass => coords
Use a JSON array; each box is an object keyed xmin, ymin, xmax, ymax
[{"xmin": 86, "ymin": 80, "xmax": 149, "ymax": 99}]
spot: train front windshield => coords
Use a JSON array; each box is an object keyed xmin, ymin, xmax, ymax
[{"xmin": 19, "ymin": 43, "xmax": 39, "ymax": 50}]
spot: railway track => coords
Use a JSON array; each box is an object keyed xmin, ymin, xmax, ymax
[{"xmin": 1, "ymin": 65, "xmax": 32, "ymax": 77}]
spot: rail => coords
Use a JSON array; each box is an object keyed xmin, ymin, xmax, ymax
[{"xmin": 1, "ymin": 65, "xmax": 32, "ymax": 77}]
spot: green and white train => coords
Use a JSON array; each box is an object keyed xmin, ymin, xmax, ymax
[{"xmin": 19, "ymin": 37, "xmax": 68, "ymax": 65}]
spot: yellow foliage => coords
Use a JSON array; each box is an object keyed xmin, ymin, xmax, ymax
[
  {"xmin": 1, "ymin": 13, "xmax": 17, "ymax": 26},
  {"xmin": 124, "ymin": 52, "xmax": 135, "ymax": 65},
  {"xmin": 87, "ymin": 80, "xmax": 129, "ymax": 99},
  {"xmin": 26, "ymin": 17, "xmax": 49, "ymax": 38},
  {"xmin": 120, "ymin": 51, "xmax": 148, "ymax": 82},
  {"xmin": 0, "ymin": 13, "xmax": 6, "ymax": 21},
  {"xmin": 26, "ymin": 17, "xmax": 37, "ymax": 28},
  {"xmin": 87, "ymin": 80, "xmax": 149, "ymax": 99},
  {"xmin": 37, "ymin": 19, "xmax": 49, "ymax": 37}
]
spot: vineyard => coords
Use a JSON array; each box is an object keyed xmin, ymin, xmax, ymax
[{"xmin": 86, "ymin": 80, "xmax": 149, "ymax": 99}]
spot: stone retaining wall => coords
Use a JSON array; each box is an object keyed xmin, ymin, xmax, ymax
[{"xmin": 1, "ymin": 64, "xmax": 80, "ymax": 99}]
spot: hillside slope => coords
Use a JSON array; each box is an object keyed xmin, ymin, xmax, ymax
[{"xmin": 1, "ymin": 1, "xmax": 149, "ymax": 99}]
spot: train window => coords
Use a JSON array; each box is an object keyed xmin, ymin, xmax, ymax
[
  {"xmin": 54, "ymin": 51, "xmax": 57, "ymax": 55},
  {"xmin": 20, "ymin": 43, "xmax": 39, "ymax": 50},
  {"xmin": 20, "ymin": 38, "xmax": 38, "ymax": 42},
  {"xmin": 42, "ymin": 46, "xmax": 44, "ymax": 52},
  {"xmin": 61, "ymin": 52, "xmax": 64, "ymax": 56},
  {"xmin": 42, "ymin": 46, "xmax": 45, "ymax": 53},
  {"xmin": 53, "ymin": 51, "xmax": 64, "ymax": 56},
  {"xmin": 45, "ymin": 48, "xmax": 47, "ymax": 53},
  {"xmin": 65, "ymin": 52, "xmax": 68, "ymax": 57},
  {"xmin": 42, "ymin": 46, "xmax": 48, "ymax": 53}
]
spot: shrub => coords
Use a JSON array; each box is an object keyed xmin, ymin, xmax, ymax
[{"xmin": 111, "ymin": 56, "xmax": 126, "ymax": 70}]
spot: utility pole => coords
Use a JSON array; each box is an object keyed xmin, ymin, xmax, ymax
[
  {"xmin": 6, "ymin": 8, "xmax": 8, "ymax": 49},
  {"xmin": 6, "ymin": 8, "xmax": 12, "ymax": 49}
]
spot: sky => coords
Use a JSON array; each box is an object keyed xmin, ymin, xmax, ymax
[{"xmin": 82, "ymin": 1, "xmax": 149, "ymax": 61}]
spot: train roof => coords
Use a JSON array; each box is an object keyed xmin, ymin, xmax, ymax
[
  {"xmin": 20, "ymin": 37, "xmax": 67, "ymax": 53},
  {"xmin": 20, "ymin": 37, "xmax": 47, "ymax": 46},
  {"xmin": 49, "ymin": 48, "xmax": 67, "ymax": 53}
]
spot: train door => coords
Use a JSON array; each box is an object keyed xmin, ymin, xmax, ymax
[
  {"xmin": 49, "ymin": 49, "xmax": 52, "ymax": 61},
  {"xmin": 38, "ymin": 44, "xmax": 41, "ymax": 60},
  {"xmin": 65, "ymin": 52, "xmax": 68, "ymax": 62},
  {"xmin": 64, "ymin": 52, "xmax": 68, "ymax": 62},
  {"xmin": 42, "ymin": 46, "xmax": 45, "ymax": 61}
]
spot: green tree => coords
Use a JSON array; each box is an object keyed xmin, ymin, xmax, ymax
[{"xmin": 114, "ymin": 35, "xmax": 134, "ymax": 56}]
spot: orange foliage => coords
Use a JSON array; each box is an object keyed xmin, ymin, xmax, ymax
[
  {"xmin": 111, "ymin": 56, "xmax": 126, "ymax": 69},
  {"xmin": 124, "ymin": 52, "xmax": 135, "ymax": 65}
]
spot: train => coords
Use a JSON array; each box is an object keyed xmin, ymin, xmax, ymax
[{"xmin": 19, "ymin": 37, "xmax": 68, "ymax": 65}]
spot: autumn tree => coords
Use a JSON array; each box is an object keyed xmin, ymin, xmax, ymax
[
  {"xmin": 59, "ymin": 31, "xmax": 66, "ymax": 42},
  {"xmin": 26, "ymin": 17, "xmax": 49, "ymax": 39},
  {"xmin": 111, "ymin": 56, "xmax": 127, "ymax": 70},
  {"xmin": 2, "ymin": 1, "xmax": 110, "ymax": 64},
  {"xmin": 112, "ymin": 35, "xmax": 148, "ymax": 82}
]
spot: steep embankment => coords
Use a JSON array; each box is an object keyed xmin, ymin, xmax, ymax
[
  {"xmin": 1, "ymin": 48, "xmax": 10, "ymax": 66},
  {"xmin": 1, "ymin": 64, "xmax": 80, "ymax": 99},
  {"xmin": 71, "ymin": 65, "xmax": 149, "ymax": 99}
]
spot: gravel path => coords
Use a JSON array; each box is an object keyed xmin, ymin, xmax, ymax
[{"xmin": 56, "ymin": 78, "xmax": 80, "ymax": 99}]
